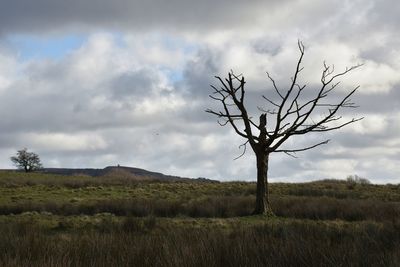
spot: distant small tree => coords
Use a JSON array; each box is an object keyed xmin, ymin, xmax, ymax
[{"xmin": 10, "ymin": 148, "xmax": 43, "ymax": 172}]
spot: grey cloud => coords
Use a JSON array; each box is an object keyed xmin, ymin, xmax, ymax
[
  {"xmin": 369, "ymin": 0, "xmax": 400, "ymax": 30},
  {"xmin": 179, "ymin": 48, "xmax": 219, "ymax": 96},
  {"xmin": 109, "ymin": 69, "xmax": 158, "ymax": 99},
  {"xmin": 0, "ymin": 66, "xmax": 160, "ymax": 135},
  {"xmin": 357, "ymin": 85, "xmax": 400, "ymax": 113},
  {"xmin": 0, "ymin": 0, "xmax": 285, "ymax": 34}
]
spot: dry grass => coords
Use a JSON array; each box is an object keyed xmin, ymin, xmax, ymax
[
  {"xmin": 0, "ymin": 218, "xmax": 399, "ymax": 267},
  {"xmin": 0, "ymin": 195, "xmax": 398, "ymax": 223}
]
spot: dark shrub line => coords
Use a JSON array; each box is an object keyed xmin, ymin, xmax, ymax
[{"xmin": 1, "ymin": 196, "xmax": 399, "ymax": 222}]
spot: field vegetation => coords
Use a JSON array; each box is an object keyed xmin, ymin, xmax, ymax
[{"xmin": 0, "ymin": 171, "xmax": 399, "ymax": 266}]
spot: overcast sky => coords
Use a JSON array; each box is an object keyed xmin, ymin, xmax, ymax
[{"xmin": 0, "ymin": 0, "xmax": 399, "ymax": 183}]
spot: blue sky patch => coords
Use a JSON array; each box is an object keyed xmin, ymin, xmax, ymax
[{"xmin": 6, "ymin": 34, "xmax": 87, "ymax": 60}]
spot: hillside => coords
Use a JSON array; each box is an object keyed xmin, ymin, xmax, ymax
[{"xmin": 41, "ymin": 165, "xmax": 217, "ymax": 182}]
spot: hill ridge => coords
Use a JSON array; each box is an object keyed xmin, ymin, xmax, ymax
[{"xmin": 41, "ymin": 165, "xmax": 217, "ymax": 182}]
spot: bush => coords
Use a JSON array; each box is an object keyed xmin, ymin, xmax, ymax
[{"xmin": 347, "ymin": 175, "xmax": 371, "ymax": 186}]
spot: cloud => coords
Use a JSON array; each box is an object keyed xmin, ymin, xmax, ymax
[
  {"xmin": 24, "ymin": 132, "xmax": 108, "ymax": 151},
  {"xmin": 0, "ymin": 53, "xmax": 19, "ymax": 92},
  {"xmin": 0, "ymin": 0, "xmax": 399, "ymax": 184},
  {"xmin": 0, "ymin": 0, "xmax": 286, "ymax": 34}
]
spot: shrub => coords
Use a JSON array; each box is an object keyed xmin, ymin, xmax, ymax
[{"xmin": 347, "ymin": 175, "xmax": 371, "ymax": 185}]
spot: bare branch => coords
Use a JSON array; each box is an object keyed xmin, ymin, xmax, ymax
[
  {"xmin": 207, "ymin": 72, "xmax": 260, "ymax": 144},
  {"xmin": 234, "ymin": 140, "xmax": 249, "ymax": 160},
  {"xmin": 217, "ymin": 119, "xmax": 229, "ymax": 126},
  {"xmin": 275, "ymin": 139, "xmax": 330, "ymax": 153},
  {"xmin": 207, "ymin": 41, "xmax": 362, "ymax": 159},
  {"xmin": 305, "ymin": 117, "xmax": 364, "ymax": 133},
  {"xmin": 262, "ymin": 95, "xmax": 280, "ymax": 107},
  {"xmin": 284, "ymin": 151, "xmax": 298, "ymax": 158},
  {"xmin": 271, "ymin": 41, "xmax": 305, "ymax": 137}
]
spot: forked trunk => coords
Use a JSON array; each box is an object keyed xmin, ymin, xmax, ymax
[{"xmin": 253, "ymin": 152, "xmax": 273, "ymax": 215}]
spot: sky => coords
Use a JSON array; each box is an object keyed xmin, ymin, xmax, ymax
[{"xmin": 0, "ymin": 0, "xmax": 399, "ymax": 183}]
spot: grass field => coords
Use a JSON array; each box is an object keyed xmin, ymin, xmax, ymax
[{"xmin": 0, "ymin": 171, "xmax": 399, "ymax": 266}]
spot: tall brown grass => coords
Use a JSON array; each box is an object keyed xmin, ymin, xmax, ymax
[{"xmin": 0, "ymin": 219, "xmax": 399, "ymax": 267}]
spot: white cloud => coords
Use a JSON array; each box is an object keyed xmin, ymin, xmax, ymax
[
  {"xmin": 350, "ymin": 114, "xmax": 388, "ymax": 135},
  {"xmin": 313, "ymin": 158, "xmax": 359, "ymax": 179},
  {"xmin": 24, "ymin": 132, "xmax": 108, "ymax": 151},
  {"xmin": 347, "ymin": 61, "xmax": 400, "ymax": 94},
  {"xmin": 0, "ymin": 53, "xmax": 19, "ymax": 92}
]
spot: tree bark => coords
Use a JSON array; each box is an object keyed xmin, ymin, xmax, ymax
[{"xmin": 253, "ymin": 152, "xmax": 273, "ymax": 215}]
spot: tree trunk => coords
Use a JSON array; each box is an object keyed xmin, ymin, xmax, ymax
[{"xmin": 253, "ymin": 152, "xmax": 273, "ymax": 215}]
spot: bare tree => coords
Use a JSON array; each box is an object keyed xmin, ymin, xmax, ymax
[
  {"xmin": 10, "ymin": 148, "xmax": 43, "ymax": 172},
  {"xmin": 206, "ymin": 41, "xmax": 363, "ymax": 215}
]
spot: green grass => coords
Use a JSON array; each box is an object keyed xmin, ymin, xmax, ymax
[{"xmin": 1, "ymin": 171, "xmax": 399, "ymax": 203}]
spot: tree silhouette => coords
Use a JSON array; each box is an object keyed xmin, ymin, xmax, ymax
[
  {"xmin": 10, "ymin": 148, "xmax": 43, "ymax": 172},
  {"xmin": 206, "ymin": 41, "xmax": 363, "ymax": 215}
]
